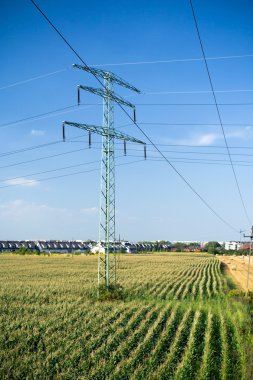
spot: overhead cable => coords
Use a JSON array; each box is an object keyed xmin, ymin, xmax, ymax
[
  {"xmin": 29, "ymin": 0, "xmax": 240, "ymax": 233},
  {"xmin": 94, "ymin": 54, "xmax": 253, "ymax": 67},
  {"xmin": 0, "ymin": 147, "xmax": 89, "ymax": 169},
  {"xmin": 189, "ymin": 0, "xmax": 251, "ymax": 225},
  {"xmin": 4, "ymin": 155, "xmax": 253, "ymax": 186},
  {"xmin": 2, "ymin": 53, "xmax": 253, "ymax": 91},
  {"xmin": 143, "ymin": 89, "xmax": 253, "ymax": 95},
  {"xmin": 0, "ymin": 158, "xmax": 144, "ymax": 189},
  {"xmin": 1, "ymin": 103, "xmax": 251, "ymax": 130},
  {"xmin": 0, "ymin": 68, "xmax": 68, "ymax": 91},
  {"xmin": 0, "ymin": 103, "xmax": 95, "ymax": 130},
  {"xmin": 0, "ymin": 156, "xmax": 122, "ymax": 183}
]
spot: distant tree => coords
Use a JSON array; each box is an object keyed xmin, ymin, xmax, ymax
[
  {"xmin": 15, "ymin": 246, "xmax": 33, "ymax": 255},
  {"xmin": 204, "ymin": 241, "xmax": 221, "ymax": 254},
  {"xmin": 188, "ymin": 242, "xmax": 201, "ymax": 248},
  {"xmin": 172, "ymin": 242, "xmax": 188, "ymax": 252}
]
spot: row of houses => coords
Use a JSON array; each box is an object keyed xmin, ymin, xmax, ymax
[
  {"xmin": 123, "ymin": 241, "xmax": 171, "ymax": 253},
  {"xmin": 1, "ymin": 240, "xmax": 250, "ymax": 254},
  {"xmin": 0, "ymin": 240, "xmax": 92, "ymax": 253},
  {"xmin": 0, "ymin": 241, "xmax": 38, "ymax": 252},
  {"xmin": 0, "ymin": 240, "xmax": 171, "ymax": 254},
  {"xmin": 37, "ymin": 240, "xmax": 91, "ymax": 253}
]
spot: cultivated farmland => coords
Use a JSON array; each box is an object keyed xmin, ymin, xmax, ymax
[{"xmin": 0, "ymin": 254, "xmax": 251, "ymax": 379}]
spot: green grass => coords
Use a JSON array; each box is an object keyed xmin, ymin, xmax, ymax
[{"xmin": 0, "ymin": 253, "xmax": 252, "ymax": 379}]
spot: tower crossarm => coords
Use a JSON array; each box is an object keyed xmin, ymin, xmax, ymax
[
  {"xmin": 78, "ymin": 85, "xmax": 136, "ymax": 109},
  {"xmin": 63, "ymin": 121, "xmax": 145, "ymax": 145},
  {"xmin": 73, "ymin": 64, "xmax": 140, "ymax": 93}
]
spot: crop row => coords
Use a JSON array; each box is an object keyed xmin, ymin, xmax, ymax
[
  {"xmin": 1, "ymin": 306, "xmax": 242, "ymax": 379},
  {"xmin": 129, "ymin": 257, "xmax": 224, "ymax": 301},
  {"xmin": 0, "ymin": 254, "xmax": 245, "ymax": 379}
]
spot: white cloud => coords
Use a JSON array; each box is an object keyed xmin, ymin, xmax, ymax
[
  {"xmin": 172, "ymin": 132, "xmax": 221, "ymax": 146},
  {"xmin": 156, "ymin": 132, "xmax": 220, "ymax": 146},
  {"xmin": 0, "ymin": 200, "xmax": 98, "ymax": 240},
  {"xmin": 30, "ymin": 129, "xmax": 45, "ymax": 136},
  {"xmin": 226, "ymin": 130, "xmax": 247, "ymax": 139},
  {"xmin": 4, "ymin": 178, "xmax": 39, "ymax": 187},
  {"xmin": 160, "ymin": 126, "xmax": 253, "ymax": 147},
  {"xmin": 0, "ymin": 200, "xmax": 67, "ymax": 224},
  {"xmin": 193, "ymin": 127, "xmax": 253, "ymax": 145},
  {"xmin": 195, "ymin": 133, "xmax": 219, "ymax": 145}
]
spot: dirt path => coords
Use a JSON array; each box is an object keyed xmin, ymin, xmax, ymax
[{"xmin": 218, "ymin": 255, "xmax": 253, "ymax": 291}]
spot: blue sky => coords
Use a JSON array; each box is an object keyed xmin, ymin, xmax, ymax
[{"xmin": 0, "ymin": 0, "xmax": 253, "ymax": 241}]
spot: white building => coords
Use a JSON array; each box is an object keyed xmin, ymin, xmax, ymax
[{"xmin": 224, "ymin": 241, "xmax": 241, "ymax": 251}]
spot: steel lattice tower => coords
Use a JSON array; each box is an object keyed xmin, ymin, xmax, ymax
[
  {"xmin": 62, "ymin": 64, "xmax": 145, "ymax": 291},
  {"xmin": 99, "ymin": 73, "xmax": 116, "ymax": 286}
]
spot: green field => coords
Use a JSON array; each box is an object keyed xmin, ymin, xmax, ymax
[{"xmin": 0, "ymin": 253, "xmax": 252, "ymax": 379}]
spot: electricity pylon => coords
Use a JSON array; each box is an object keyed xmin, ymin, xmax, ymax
[
  {"xmin": 62, "ymin": 64, "xmax": 145, "ymax": 290},
  {"xmin": 244, "ymin": 226, "xmax": 253, "ymax": 295}
]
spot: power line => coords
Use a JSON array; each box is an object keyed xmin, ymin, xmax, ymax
[
  {"xmin": 0, "ymin": 132, "xmax": 88, "ymax": 158},
  {"xmin": 3, "ymin": 153, "xmax": 253, "ymax": 189},
  {"xmin": 75, "ymin": 140, "xmax": 253, "ymax": 150},
  {"xmin": 4, "ymin": 143, "xmax": 253, "ymax": 174},
  {"xmin": 135, "ymin": 143, "xmax": 253, "ymax": 150},
  {"xmin": 0, "ymin": 124, "xmax": 133, "ymax": 158},
  {"xmin": 0, "ymin": 104, "xmax": 76, "ymax": 128},
  {"xmin": 0, "ymin": 68, "xmax": 69, "ymax": 91},
  {"xmin": 5, "ymin": 154, "xmax": 253, "ymax": 186},
  {"xmin": 135, "ymin": 103, "xmax": 253, "ymax": 106},
  {"xmin": 0, "ymin": 141, "xmax": 62, "ymax": 158},
  {"xmin": 138, "ymin": 122, "xmax": 253, "ymax": 126},
  {"xmin": 145, "ymin": 143, "xmax": 253, "ymax": 150},
  {"xmin": 29, "ymin": 0, "xmax": 110, "ymax": 95},
  {"xmin": 123, "ymin": 148, "xmax": 253, "ymax": 158},
  {"xmin": 0, "ymin": 156, "xmax": 128, "ymax": 184},
  {"xmin": 0, "ymin": 158, "xmax": 144, "ymax": 189},
  {"xmin": 2, "ymin": 103, "xmax": 252, "ymax": 130},
  {"xmin": 127, "ymin": 155, "xmax": 253, "ymax": 167},
  {"xmin": 66, "ymin": 142, "xmax": 253, "ymax": 157},
  {"xmin": 143, "ymin": 89, "xmax": 253, "ymax": 95},
  {"xmin": 0, "ymin": 168, "xmax": 99, "ymax": 189},
  {"xmin": 125, "ymin": 122, "xmax": 240, "ymax": 232},
  {"xmin": 0, "ymin": 114, "xmax": 252, "ymax": 159},
  {"xmin": 0, "ymin": 103, "xmax": 95, "ymax": 130},
  {"xmin": 2, "ymin": 111, "xmax": 253, "ymax": 164},
  {"xmin": 2, "ymin": 53, "xmax": 252, "ymax": 92},
  {"xmin": 2, "ymin": 156, "xmax": 253, "ymax": 190},
  {"xmin": 0, "ymin": 143, "xmax": 138, "ymax": 169},
  {"xmin": 5, "ymin": 147, "xmax": 253, "ymax": 191},
  {"xmin": 0, "ymin": 147, "xmax": 89, "ymax": 169},
  {"xmin": 1, "ymin": 126, "xmax": 253, "ymax": 158},
  {"xmin": 189, "ymin": 0, "xmax": 251, "ymax": 225},
  {"xmin": 29, "ymin": 0, "xmax": 240, "ymax": 233},
  {"xmin": 0, "ymin": 157, "xmax": 102, "ymax": 183},
  {"xmin": 2, "ymin": 138, "xmax": 253, "ymax": 169},
  {"xmin": 94, "ymin": 54, "xmax": 253, "ymax": 67}
]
